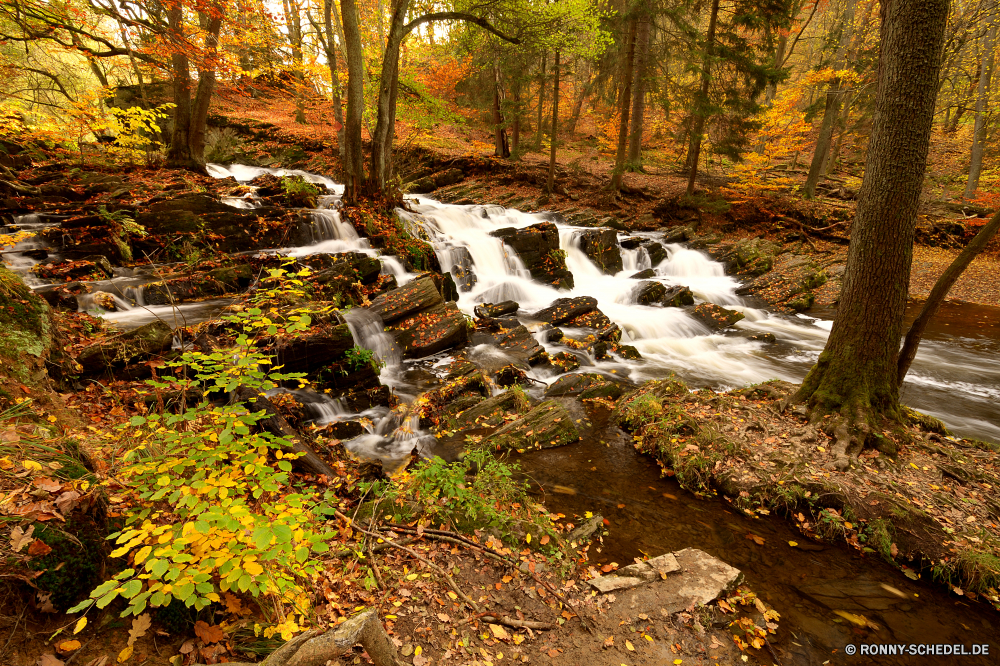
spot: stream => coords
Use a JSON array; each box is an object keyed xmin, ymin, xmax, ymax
[{"xmin": 5, "ymin": 163, "xmax": 998, "ymax": 663}]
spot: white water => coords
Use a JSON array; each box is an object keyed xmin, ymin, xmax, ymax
[{"xmin": 203, "ymin": 166, "xmax": 1000, "ymax": 447}]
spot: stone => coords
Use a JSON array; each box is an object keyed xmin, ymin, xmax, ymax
[
  {"xmin": 531, "ymin": 296, "xmax": 597, "ymax": 325},
  {"xmin": 641, "ymin": 241, "xmax": 667, "ymax": 266},
  {"xmin": 575, "ymin": 229, "xmax": 622, "ymax": 274},
  {"xmin": 487, "ymin": 400, "xmax": 580, "ymax": 451},
  {"xmin": 76, "ymin": 320, "xmax": 174, "ymax": 373},
  {"xmin": 544, "ymin": 373, "xmax": 626, "ymax": 400},
  {"xmin": 661, "ymin": 285, "xmax": 694, "ymax": 307},
  {"xmin": 274, "ymin": 323, "xmax": 355, "ymax": 375},
  {"xmin": 490, "ymin": 222, "xmax": 574, "ymax": 289},
  {"xmin": 690, "ymin": 303, "xmax": 745, "ymax": 330},
  {"xmin": 474, "ymin": 301, "xmax": 519, "ymax": 319},
  {"xmin": 587, "ymin": 549, "xmax": 741, "ymax": 610},
  {"xmin": 388, "ymin": 302, "xmax": 469, "ymax": 358},
  {"xmin": 407, "ymin": 168, "xmax": 465, "ymax": 193},
  {"xmin": 368, "ymin": 276, "xmax": 443, "ymax": 326},
  {"xmin": 549, "ymin": 351, "xmax": 581, "ymax": 373},
  {"xmin": 445, "ymin": 246, "xmax": 477, "ymax": 292},
  {"xmin": 630, "ymin": 281, "xmax": 666, "ymax": 305},
  {"xmin": 455, "ymin": 389, "xmax": 529, "ymax": 429},
  {"xmin": 629, "ymin": 268, "xmax": 656, "ymax": 279}
]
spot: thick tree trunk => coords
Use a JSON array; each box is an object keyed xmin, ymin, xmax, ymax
[
  {"xmin": 166, "ymin": 4, "xmax": 194, "ymax": 168},
  {"xmin": 547, "ymin": 51, "xmax": 560, "ymax": 193},
  {"xmin": 511, "ymin": 79, "xmax": 521, "ymax": 155},
  {"xmin": 803, "ymin": 84, "xmax": 845, "ymax": 197},
  {"xmin": 493, "ymin": 66, "xmax": 510, "ymax": 158},
  {"xmin": 369, "ymin": 0, "xmax": 409, "ymax": 194},
  {"xmin": 611, "ymin": 19, "xmax": 638, "ymax": 193},
  {"xmin": 189, "ymin": 10, "xmax": 223, "ymax": 163},
  {"xmin": 685, "ymin": 0, "xmax": 720, "ymax": 196},
  {"xmin": 339, "ymin": 0, "xmax": 366, "ymax": 202},
  {"xmin": 627, "ymin": 16, "xmax": 651, "ymax": 168},
  {"xmin": 964, "ymin": 22, "xmax": 997, "ymax": 199},
  {"xmin": 284, "ymin": 0, "xmax": 307, "ymax": 124},
  {"xmin": 534, "ymin": 55, "xmax": 547, "ymax": 150},
  {"xmin": 795, "ymin": 0, "xmax": 950, "ymax": 468},
  {"xmin": 321, "ymin": 0, "xmax": 346, "ymax": 157},
  {"xmin": 897, "ymin": 210, "xmax": 1000, "ymax": 385}
]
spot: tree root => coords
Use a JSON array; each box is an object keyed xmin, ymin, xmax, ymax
[{"xmin": 192, "ymin": 610, "xmax": 402, "ymax": 666}]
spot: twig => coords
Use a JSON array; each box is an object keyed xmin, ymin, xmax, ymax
[
  {"xmin": 365, "ymin": 543, "xmax": 385, "ymax": 591},
  {"xmin": 481, "ymin": 615, "xmax": 556, "ymax": 630},
  {"xmin": 330, "ymin": 536, "xmax": 417, "ymax": 558},
  {"xmin": 335, "ymin": 511, "xmax": 481, "ymax": 612}
]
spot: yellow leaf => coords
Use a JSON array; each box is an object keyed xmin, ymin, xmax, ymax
[
  {"xmin": 118, "ymin": 645, "xmax": 134, "ymax": 663},
  {"xmin": 525, "ymin": 533, "xmax": 531, "ymax": 544},
  {"xmin": 675, "ymin": 661, "xmax": 684, "ymax": 665},
  {"xmin": 788, "ymin": 541, "xmax": 798, "ymax": 547},
  {"xmin": 56, "ymin": 640, "xmax": 81, "ymax": 654},
  {"xmin": 584, "ymin": 511, "xmax": 593, "ymax": 519},
  {"xmin": 489, "ymin": 624, "xmax": 510, "ymax": 640},
  {"xmin": 406, "ymin": 573, "xmax": 418, "ymax": 580},
  {"xmin": 625, "ymin": 640, "xmax": 635, "ymax": 651},
  {"xmin": 447, "ymin": 591, "xmax": 457, "ymax": 600},
  {"xmin": 644, "ymin": 634, "xmax": 653, "ymax": 642},
  {"xmin": 23, "ymin": 460, "xmax": 42, "ymax": 471},
  {"xmin": 73, "ymin": 617, "xmax": 87, "ymax": 634},
  {"xmin": 244, "ymin": 561, "xmax": 264, "ymax": 576},
  {"xmin": 414, "ymin": 646, "xmax": 422, "ymax": 656}
]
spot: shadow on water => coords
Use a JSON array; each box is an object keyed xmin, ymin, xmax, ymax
[{"xmin": 508, "ymin": 411, "xmax": 1000, "ymax": 666}]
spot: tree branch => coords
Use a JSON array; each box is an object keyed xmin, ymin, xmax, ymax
[{"xmin": 402, "ymin": 12, "xmax": 520, "ymax": 44}]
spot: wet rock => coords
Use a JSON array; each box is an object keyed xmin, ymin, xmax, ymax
[
  {"xmin": 492, "ymin": 364, "xmax": 529, "ymax": 387},
  {"xmin": 368, "ymin": 276, "xmax": 444, "ymax": 325},
  {"xmin": 407, "ymin": 168, "xmax": 465, "ymax": 194},
  {"xmin": 549, "ymin": 351, "xmax": 581, "ymax": 373},
  {"xmin": 492, "ymin": 324, "xmax": 546, "ymax": 365},
  {"xmin": 446, "ymin": 246, "xmax": 477, "ymax": 292},
  {"xmin": 328, "ymin": 421, "xmax": 364, "ymax": 440},
  {"xmin": 562, "ymin": 308, "xmax": 613, "ymax": 331},
  {"xmin": 274, "ymin": 322, "xmax": 355, "ymax": 375},
  {"xmin": 474, "ymin": 301, "xmax": 519, "ymax": 319},
  {"xmin": 76, "ymin": 320, "xmax": 174, "ymax": 373},
  {"xmin": 611, "ymin": 343, "xmax": 642, "ymax": 361},
  {"xmin": 629, "ymin": 268, "xmax": 656, "ymax": 279},
  {"xmin": 308, "ymin": 252, "xmax": 383, "ymax": 286},
  {"xmin": 389, "ymin": 302, "xmax": 469, "ymax": 358},
  {"xmin": 143, "ymin": 265, "xmax": 253, "ymax": 305},
  {"xmin": 661, "ymin": 285, "xmax": 694, "ymax": 307},
  {"xmin": 691, "ymin": 303, "xmax": 745, "ymax": 330},
  {"xmin": 545, "ymin": 373, "xmax": 626, "ymax": 399},
  {"xmin": 587, "ymin": 548, "xmax": 741, "ymax": 610},
  {"xmin": 31, "ymin": 259, "xmax": 110, "ymax": 282},
  {"xmin": 597, "ymin": 324, "xmax": 622, "ymax": 342},
  {"xmin": 455, "ymin": 389, "xmax": 529, "ymax": 429},
  {"xmin": 342, "ymin": 385, "xmax": 392, "ymax": 411},
  {"xmin": 642, "ymin": 241, "xmax": 667, "ymax": 266},
  {"xmin": 576, "ymin": 229, "xmax": 622, "ymax": 274},
  {"xmin": 487, "ymin": 400, "xmax": 580, "ymax": 450},
  {"xmin": 532, "ymin": 296, "xmax": 597, "ymax": 325},
  {"xmin": 734, "ymin": 330, "xmax": 777, "ymax": 344},
  {"xmin": 490, "ymin": 222, "xmax": 574, "ymax": 289},
  {"xmin": 81, "ymin": 255, "xmax": 114, "ymax": 279},
  {"xmin": 543, "ymin": 327, "xmax": 564, "ymax": 342},
  {"xmin": 631, "ymin": 281, "xmax": 666, "ymax": 305},
  {"xmin": 709, "ymin": 238, "xmax": 779, "ymax": 277},
  {"xmin": 567, "ymin": 513, "xmax": 605, "ymax": 544},
  {"xmin": 660, "ymin": 226, "xmax": 692, "ymax": 244}
]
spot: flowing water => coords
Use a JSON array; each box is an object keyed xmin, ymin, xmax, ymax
[{"xmin": 6, "ymin": 165, "xmax": 997, "ymax": 662}]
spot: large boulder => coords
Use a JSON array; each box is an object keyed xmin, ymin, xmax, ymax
[
  {"xmin": 576, "ymin": 229, "xmax": 622, "ymax": 274},
  {"xmin": 531, "ymin": 296, "xmax": 597, "ymax": 325},
  {"xmin": 545, "ymin": 373, "xmax": 627, "ymax": 400},
  {"xmin": 662, "ymin": 285, "xmax": 694, "ymax": 307},
  {"xmin": 388, "ymin": 302, "xmax": 469, "ymax": 358},
  {"xmin": 490, "ymin": 222, "xmax": 574, "ymax": 289},
  {"xmin": 368, "ymin": 276, "xmax": 443, "ymax": 325},
  {"xmin": 631, "ymin": 281, "xmax": 666, "ymax": 305},
  {"xmin": 486, "ymin": 400, "xmax": 580, "ymax": 451},
  {"xmin": 76, "ymin": 320, "xmax": 173, "ymax": 373},
  {"xmin": 273, "ymin": 322, "xmax": 355, "ymax": 375},
  {"xmin": 474, "ymin": 301, "xmax": 519, "ymax": 319},
  {"xmin": 407, "ymin": 168, "xmax": 465, "ymax": 194},
  {"xmin": 454, "ymin": 389, "xmax": 530, "ymax": 430},
  {"xmin": 690, "ymin": 303, "xmax": 745, "ymax": 330},
  {"xmin": 490, "ymin": 324, "xmax": 546, "ymax": 365}
]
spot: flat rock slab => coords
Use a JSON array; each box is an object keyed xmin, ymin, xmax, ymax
[{"xmin": 588, "ymin": 548, "xmax": 741, "ymax": 613}]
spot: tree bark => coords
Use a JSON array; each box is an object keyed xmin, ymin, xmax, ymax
[
  {"xmin": 320, "ymin": 0, "xmax": 346, "ymax": 157},
  {"xmin": 627, "ymin": 16, "xmax": 651, "ymax": 168},
  {"xmin": 369, "ymin": 0, "xmax": 409, "ymax": 194},
  {"xmin": 567, "ymin": 69, "xmax": 593, "ymax": 134},
  {"xmin": 547, "ymin": 51, "xmax": 560, "ymax": 193},
  {"xmin": 611, "ymin": 18, "xmax": 638, "ymax": 193},
  {"xmin": 794, "ymin": 0, "xmax": 950, "ymax": 468},
  {"xmin": 685, "ymin": 0, "xmax": 719, "ymax": 196},
  {"xmin": 339, "ymin": 0, "xmax": 366, "ymax": 202},
  {"xmin": 166, "ymin": 3, "xmax": 194, "ymax": 168},
  {"xmin": 493, "ymin": 65, "xmax": 510, "ymax": 158},
  {"xmin": 511, "ymin": 78, "xmax": 521, "ymax": 155},
  {"xmin": 534, "ymin": 54, "xmax": 547, "ymax": 150},
  {"xmin": 763, "ymin": 32, "xmax": 788, "ymax": 106},
  {"xmin": 189, "ymin": 8, "xmax": 223, "ymax": 163},
  {"xmin": 964, "ymin": 20, "xmax": 997, "ymax": 199},
  {"xmin": 897, "ymin": 210, "xmax": 1000, "ymax": 384},
  {"xmin": 284, "ymin": 0, "xmax": 307, "ymax": 124},
  {"xmin": 803, "ymin": 85, "xmax": 845, "ymax": 197}
]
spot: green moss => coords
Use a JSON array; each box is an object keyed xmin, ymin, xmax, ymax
[{"xmin": 0, "ymin": 265, "xmax": 52, "ymax": 381}]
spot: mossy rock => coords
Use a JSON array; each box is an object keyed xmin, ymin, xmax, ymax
[
  {"xmin": 455, "ymin": 389, "xmax": 530, "ymax": 429},
  {"xmin": 487, "ymin": 400, "xmax": 580, "ymax": 451},
  {"xmin": 786, "ymin": 292, "xmax": 815, "ymax": 312},
  {"xmin": 690, "ymin": 303, "xmax": 745, "ymax": 330},
  {"xmin": 0, "ymin": 265, "xmax": 53, "ymax": 383}
]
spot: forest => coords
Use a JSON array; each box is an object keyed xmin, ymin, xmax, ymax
[{"xmin": 1, "ymin": 0, "xmax": 1000, "ymax": 664}]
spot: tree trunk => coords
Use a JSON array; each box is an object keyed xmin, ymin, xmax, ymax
[
  {"xmin": 511, "ymin": 78, "xmax": 521, "ymax": 155},
  {"xmin": 340, "ymin": 0, "xmax": 366, "ymax": 201},
  {"xmin": 534, "ymin": 54, "xmax": 547, "ymax": 150},
  {"xmin": 284, "ymin": 0, "xmax": 307, "ymax": 124},
  {"xmin": 369, "ymin": 0, "xmax": 409, "ymax": 194},
  {"xmin": 322, "ymin": 0, "xmax": 346, "ymax": 157},
  {"xmin": 824, "ymin": 92, "xmax": 853, "ymax": 176},
  {"xmin": 897, "ymin": 209, "xmax": 1000, "ymax": 385},
  {"xmin": 547, "ymin": 51, "xmax": 560, "ymax": 193},
  {"xmin": 685, "ymin": 0, "xmax": 720, "ymax": 196},
  {"xmin": 964, "ymin": 21, "xmax": 997, "ymax": 199},
  {"xmin": 189, "ymin": 9, "xmax": 223, "ymax": 163},
  {"xmin": 803, "ymin": 84, "xmax": 844, "ymax": 197},
  {"xmin": 794, "ymin": 0, "xmax": 950, "ymax": 468},
  {"xmin": 493, "ymin": 66, "xmax": 510, "ymax": 158},
  {"xmin": 166, "ymin": 3, "xmax": 194, "ymax": 168},
  {"xmin": 627, "ymin": 16, "xmax": 651, "ymax": 168},
  {"xmin": 567, "ymin": 70, "xmax": 593, "ymax": 134},
  {"xmin": 763, "ymin": 32, "xmax": 788, "ymax": 105},
  {"xmin": 610, "ymin": 19, "xmax": 638, "ymax": 193}
]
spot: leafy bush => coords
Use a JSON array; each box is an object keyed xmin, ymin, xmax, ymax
[
  {"xmin": 344, "ymin": 345, "xmax": 382, "ymax": 373},
  {"xmin": 70, "ymin": 267, "xmax": 335, "ymax": 619},
  {"xmin": 281, "ymin": 176, "xmax": 321, "ymax": 208},
  {"xmin": 205, "ymin": 127, "xmax": 243, "ymax": 163}
]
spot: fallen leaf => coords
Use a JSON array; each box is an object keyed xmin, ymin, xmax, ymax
[
  {"xmin": 36, "ymin": 654, "xmax": 64, "ymax": 666},
  {"xmin": 179, "ymin": 639, "xmax": 196, "ymax": 654},
  {"xmin": 717, "ymin": 600, "xmax": 734, "ymax": 613},
  {"xmin": 117, "ymin": 645, "xmax": 133, "ymax": 663},
  {"xmin": 55, "ymin": 490, "xmax": 81, "ymax": 514},
  {"xmin": 603, "ymin": 636, "xmax": 614, "ymax": 647},
  {"xmin": 37, "ymin": 591, "xmax": 56, "ymax": 613},
  {"xmin": 626, "ymin": 639, "xmax": 635, "ymax": 651},
  {"xmin": 746, "ymin": 533, "xmax": 765, "ymax": 546},
  {"xmin": 33, "ymin": 477, "xmax": 62, "ymax": 493},
  {"xmin": 56, "ymin": 640, "xmax": 81, "ymax": 655},
  {"xmin": 489, "ymin": 623, "xmax": 509, "ymax": 640},
  {"xmin": 74, "ymin": 617, "xmax": 88, "ymax": 634},
  {"xmin": 84, "ymin": 658, "xmax": 109, "ymax": 666},
  {"xmin": 788, "ymin": 541, "xmax": 798, "ymax": 548},
  {"xmin": 540, "ymin": 534, "xmax": 550, "ymax": 545},
  {"xmin": 10, "ymin": 524, "xmax": 34, "ymax": 552},
  {"xmin": 129, "ymin": 614, "xmax": 152, "ymax": 645},
  {"xmin": 28, "ymin": 539, "xmax": 53, "ymax": 557},
  {"xmin": 437, "ymin": 613, "xmax": 450, "ymax": 622}
]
